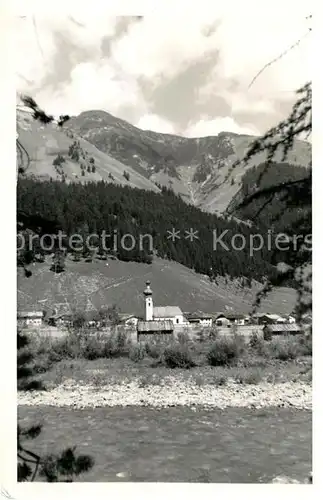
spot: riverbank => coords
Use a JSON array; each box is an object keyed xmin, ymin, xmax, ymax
[{"xmin": 18, "ymin": 378, "xmax": 312, "ymax": 410}]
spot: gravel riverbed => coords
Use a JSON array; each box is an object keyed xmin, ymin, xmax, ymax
[{"xmin": 18, "ymin": 379, "xmax": 312, "ymax": 410}]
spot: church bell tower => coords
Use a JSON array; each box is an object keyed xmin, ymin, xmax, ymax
[{"xmin": 143, "ymin": 280, "xmax": 153, "ymax": 321}]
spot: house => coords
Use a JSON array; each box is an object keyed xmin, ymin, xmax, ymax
[
  {"xmin": 137, "ymin": 320, "xmax": 174, "ymax": 342},
  {"xmin": 253, "ymin": 313, "xmax": 286, "ymax": 325},
  {"xmin": 263, "ymin": 323, "xmax": 304, "ymax": 340},
  {"xmin": 214, "ymin": 314, "xmax": 231, "ymax": 327},
  {"xmin": 119, "ymin": 314, "xmax": 140, "ymax": 327},
  {"xmin": 47, "ymin": 313, "xmax": 73, "ymax": 327},
  {"xmin": 17, "ymin": 311, "xmax": 44, "ymax": 327},
  {"xmin": 225, "ymin": 313, "xmax": 246, "ymax": 326},
  {"xmin": 214, "ymin": 313, "xmax": 246, "ymax": 326},
  {"xmin": 185, "ymin": 312, "xmax": 213, "ymax": 327}
]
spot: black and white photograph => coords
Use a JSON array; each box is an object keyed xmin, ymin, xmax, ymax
[{"xmin": 1, "ymin": 0, "xmax": 316, "ymax": 491}]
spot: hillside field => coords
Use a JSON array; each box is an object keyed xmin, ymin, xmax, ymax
[{"xmin": 17, "ymin": 257, "xmax": 297, "ymax": 316}]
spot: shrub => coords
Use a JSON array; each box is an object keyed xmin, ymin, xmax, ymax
[
  {"xmin": 234, "ymin": 369, "xmax": 262, "ymax": 385},
  {"xmin": 48, "ymin": 335, "xmax": 82, "ymax": 362},
  {"xmin": 81, "ymin": 336, "xmax": 104, "ymax": 360},
  {"xmin": 249, "ymin": 332, "xmax": 266, "ymax": 355},
  {"xmin": 144, "ymin": 341, "xmax": 162, "ymax": 359},
  {"xmin": 196, "ymin": 327, "xmax": 218, "ymax": 343},
  {"xmin": 212, "ymin": 374, "xmax": 227, "ymax": 386},
  {"xmin": 129, "ymin": 344, "xmax": 146, "ymax": 363},
  {"xmin": 138, "ymin": 374, "xmax": 163, "ymax": 387},
  {"xmin": 102, "ymin": 331, "xmax": 131, "ymax": 358},
  {"xmin": 297, "ymin": 335, "xmax": 312, "ymax": 356},
  {"xmin": 177, "ymin": 332, "xmax": 190, "ymax": 344},
  {"xmin": 32, "ymin": 355, "xmax": 53, "ymax": 373},
  {"xmin": 267, "ymin": 336, "xmax": 300, "ymax": 361},
  {"xmin": 207, "ymin": 336, "xmax": 242, "ymax": 366},
  {"xmin": 163, "ymin": 343, "xmax": 195, "ymax": 369},
  {"xmin": 52, "ymin": 154, "xmax": 65, "ymax": 167}
]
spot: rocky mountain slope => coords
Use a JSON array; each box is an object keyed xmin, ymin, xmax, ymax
[
  {"xmin": 68, "ymin": 110, "xmax": 311, "ymax": 213},
  {"xmin": 16, "ymin": 106, "xmax": 160, "ymax": 193},
  {"xmin": 17, "ymin": 106, "xmax": 311, "ymax": 215}
]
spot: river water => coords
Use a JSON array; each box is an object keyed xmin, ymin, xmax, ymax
[{"xmin": 18, "ymin": 405, "xmax": 311, "ymax": 482}]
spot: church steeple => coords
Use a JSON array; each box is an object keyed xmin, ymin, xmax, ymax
[
  {"xmin": 144, "ymin": 280, "xmax": 152, "ymax": 296},
  {"xmin": 143, "ymin": 281, "xmax": 153, "ymax": 320}
]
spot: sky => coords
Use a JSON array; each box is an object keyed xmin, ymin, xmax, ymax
[{"xmin": 15, "ymin": 1, "xmax": 312, "ymax": 138}]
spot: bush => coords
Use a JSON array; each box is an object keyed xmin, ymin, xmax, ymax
[
  {"xmin": 212, "ymin": 374, "xmax": 227, "ymax": 386},
  {"xmin": 81, "ymin": 336, "xmax": 104, "ymax": 360},
  {"xmin": 177, "ymin": 332, "xmax": 190, "ymax": 344},
  {"xmin": 138, "ymin": 374, "xmax": 162, "ymax": 387},
  {"xmin": 52, "ymin": 154, "xmax": 65, "ymax": 167},
  {"xmin": 196, "ymin": 327, "xmax": 218, "ymax": 343},
  {"xmin": 297, "ymin": 335, "xmax": 312, "ymax": 356},
  {"xmin": 32, "ymin": 355, "xmax": 53, "ymax": 373},
  {"xmin": 48, "ymin": 335, "xmax": 82, "ymax": 362},
  {"xmin": 249, "ymin": 332, "xmax": 266, "ymax": 355},
  {"xmin": 129, "ymin": 344, "xmax": 146, "ymax": 363},
  {"xmin": 144, "ymin": 341, "xmax": 163, "ymax": 359},
  {"xmin": 163, "ymin": 343, "xmax": 195, "ymax": 369},
  {"xmin": 102, "ymin": 331, "xmax": 131, "ymax": 358},
  {"xmin": 234, "ymin": 369, "xmax": 262, "ymax": 385},
  {"xmin": 267, "ymin": 337, "xmax": 300, "ymax": 361},
  {"xmin": 207, "ymin": 336, "xmax": 243, "ymax": 366}
]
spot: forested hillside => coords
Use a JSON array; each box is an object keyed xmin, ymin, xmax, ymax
[
  {"xmin": 228, "ymin": 162, "xmax": 311, "ymax": 235},
  {"xmin": 17, "ymin": 178, "xmax": 280, "ymax": 283}
]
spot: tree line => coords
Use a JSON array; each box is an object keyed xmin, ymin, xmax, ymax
[{"xmin": 17, "ymin": 177, "xmax": 283, "ymax": 283}]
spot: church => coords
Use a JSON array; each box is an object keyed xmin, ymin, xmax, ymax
[
  {"xmin": 143, "ymin": 281, "xmax": 185, "ymax": 325},
  {"xmin": 137, "ymin": 281, "xmax": 185, "ymax": 340}
]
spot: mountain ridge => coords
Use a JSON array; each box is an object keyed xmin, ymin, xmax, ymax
[
  {"xmin": 68, "ymin": 109, "xmax": 311, "ymax": 213},
  {"xmin": 17, "ymin": 106, "xmax": 311, "ymax": 215}
]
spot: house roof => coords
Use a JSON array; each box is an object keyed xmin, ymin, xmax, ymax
[
  {"xmin": 260, "ymin": 313, "xmax": 285, "ymax": 321},
  {"xmin": 264, "ymin": 324, "xmax": 303, "ymax": 332},
  {"xmin": 215, "ymin": 313, "xmax": 226, "ymax": 319},
  {"xmin": 223, "ymin": 313, "xmax": 245, "ymax": 320},
  {"xmin": 185, "ymin": 312, "xmax": 213, "ymax": 320},
  {"xmin": 49, "ymin": 313, "xmax": 72, "ymax": 321},
  {"xmin": 137, "ymin": 320, "xmax": 174, "ymax": 332},
  {"xmin": 119, "ymin": 313, "xmax": 138, "ymax": 321},
  {"xmin": 153, "ymin": 306, "xmax": 183, "ymax": 318},
  {"xmin": 17, "ymin": 311, "xmax": 44, "ymax": 318}
]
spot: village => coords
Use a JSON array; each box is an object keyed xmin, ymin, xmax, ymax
[{"xmin": 17, "ymin": 280, "xmax": 312, "ymax": 342}]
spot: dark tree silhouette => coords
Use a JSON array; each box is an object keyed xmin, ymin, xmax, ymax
[{"xmin": 17, "ymin": 331, "xmax": 94, "ymax": 481}]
